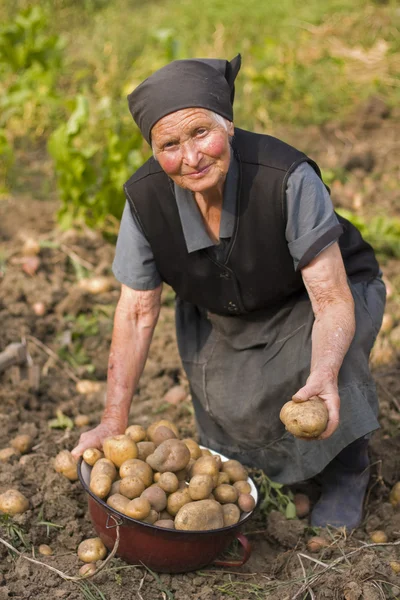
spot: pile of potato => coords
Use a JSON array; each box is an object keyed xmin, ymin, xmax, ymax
[{"xmin": 81, "ymin": 420, "xmax": 255, "ymax": 531}]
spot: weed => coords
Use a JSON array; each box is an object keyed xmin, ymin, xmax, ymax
[
  {"xmin": 0, "ymin": 513, "xmax": 29, "ymax": 551},
  {"xmin": 48, "ymin": 409, "xmax": 74, "ymax": 430}
]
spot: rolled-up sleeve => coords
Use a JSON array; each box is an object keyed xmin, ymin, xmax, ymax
[
  {"xmin": 285, "ymin": 162, "xmax": 343, "ymax": 271},
  {"xmin": 112, "ymin": 202, "xmax": 162, "ymax": 290}
]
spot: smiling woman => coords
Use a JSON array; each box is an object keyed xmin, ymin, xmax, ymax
[{"xmin": 73, "ymin": 54, "xmax": 386, "ymax": 532}]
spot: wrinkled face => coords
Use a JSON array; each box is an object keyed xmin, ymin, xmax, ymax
[{"xmin": 151, "ymin": 108, "xmax": 234, "ymax": 193}]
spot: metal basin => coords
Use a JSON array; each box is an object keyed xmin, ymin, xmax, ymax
[{"xmin": 78, "ymin": 448, "xmax": 257, "ymax": 573}]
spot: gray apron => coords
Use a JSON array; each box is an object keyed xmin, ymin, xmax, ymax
[{"xmin": 176, "ymin": 276, "xmax": 386, "ymax": 484}]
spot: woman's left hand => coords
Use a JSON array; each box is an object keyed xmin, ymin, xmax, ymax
[{"xmin": 292, "ymin": 371, "xmax": 340, "ymax": 440}]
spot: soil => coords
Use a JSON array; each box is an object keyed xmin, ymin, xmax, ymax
[{"xmin": 1, "ymin": 97, "xmax": 400, "ymax": 600}]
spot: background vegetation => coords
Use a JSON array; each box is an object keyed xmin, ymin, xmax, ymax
[{"xmin": 0, "ymin": 0, "xmax": 399, "ymax": 246}]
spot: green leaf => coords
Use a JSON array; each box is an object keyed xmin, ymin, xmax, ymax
[{"xmin": 285, "ymin": 501, "xmax": 297, "ymax": 520}]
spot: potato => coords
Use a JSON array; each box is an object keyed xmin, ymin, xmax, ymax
[
  {"xmin": 213, "ymin": 484, "xmax": 238, "ymax": 504},
  {"xmin": 201, "ymin": 449, "xmax": 212, "ymax": 457},
  {"xmin": 238, "ymin": 493, "xmax": 256, "ymax": 513},
  {"xmin": 191, "ymin": 456, "xmax": 220, "ymax": 487},
  {"xmin": 90, "ymin": 474, "xmax": 113, "ymax": 499},
  {"xmin": 222, "ymin": 503, "xmax": 241, "ymax": 527},
  {"xmin": 188, "ymin": 474, "xmax": 214, "ymax": 500},
  {"xmin": 221, "ymin": 460, "xmax": 247, "ymax": 483},
  {"xmin": 147, "ymin": 420, "xmax": 179, "ymax": 442},
  {"xmin": 119, "ymin": 459, "xmax": 153, "ymax": 487},
  {"xmin": 182, "ymin": 439, "xmax": 202, "ymax": 460},
  {"xmin": 217, "ymin": 472, "xmax": 230, "ymax": 486},
  {"xmin": 125, "ymin": 497, "xmax": 151, "ymax": 520},
  {"xmin": 157, "ymin": 472, "xmax": 179, "ymax": 494},
  {"xmin": 83, "ymin": 448, "xmax": 103, "ymax": 466},
  {"xmin": 294, "ymin": 493, "xmax": 310, "ymax": 518},
  {"xmin": 370, "ymin": 530, "xmax": 388, "ymax": 543},
  {"xmin": 142, "ymin": 508, "xmax": 159, "ymax": 524},
  {"xmin": 159, "ymin": 509, "xmax": 173, "ymax": 520},
  {"xmin": 110, "ymin": 480, "xmax": 121, "ymax": 495},
  {"xmin": 175, "ymin": 499, "xmax": 224, "ymax": 531},
  {"xmin": 137, "ymin": 442, "xmax": 156, "ymax": 462},
  {"xmin": 78, "ymin": 538, "xmax": 107, "ymax": 563},
  {"xmin": 119, "ymin": 476, "xmax": 145, "ymax": 499},
  {"xmin": 91, "ymin": 458, "xmax": 117, "ymax": 482},
  {"xmin": 154, "ymin": 519, "xmax": 175, "ymax": 529},
  {"xmin": 167, "ymin": 488, "xmax": 192, "ymax": 516},
  {"xmin": 152, "ymin": 426, "xmax": 177, "ymax": 446},
  {"xmin": 0, "ymin": 448, "xmax": 19, "ymax": 462},
  {"xmin": 11, "ymin": 434, "xmax": 33, "ymax": 454},
  {"xmin": 153, "ymin": 472, "xmax": 161, "ymax": 483},
  {"xmin": 0, "ymin": 489, "xmax": 29, "ymax": 515},
  {"xmin": 38, "ymin": 544, "xmax": 53, "ymax": 556},
  {"xmin": 307, "ymin": 536, "xmax": 329, "ymax": 553},
  {"xmin": 54, "ymin": 450, "xmax": 78, "ymax": 481},
  {"xmin": 389, "ymin": 482, "xmax": 400, "ymax": 507},
  {"xmin": 233, "ymin": 480, "xmax": 251, "ymax": 495},
  {"xmin": 79, "ymin": 563, "xmax": 96, "ymax": 577},
  {"xmin": 280, "ymin": 397, "xmax": 328, "ymax": 439},
  {"xmin": 107, "ymin": 493, "xmax": 130, "ymax": 513},
  {"xmin": 125, "ymin": 424, "xmax": 147, "ymax": 443},
  {"xmin": 103, "ymin": 435, "xmax": 138, "ymax": 467},
  {"xmin": 390, "ymin": 561, "xmax": 400, "ymax": 574},
  {"xmin": 74, "ymin": 414, "xmax": 90, "ymax": 427},
  {"xmin": 141, "ymin": 485, "xmax": 167, "ymax": 512},
  {"xmin": 146, "ymin": 439, "xmax": 190, "ymax": 473}
]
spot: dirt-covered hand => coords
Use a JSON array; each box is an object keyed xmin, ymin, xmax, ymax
[
  {"xmin": 292, "ymin": 371, "xmax": 340, "ymax": 440},
  {"xmin": 71, "ymin": 422, "xmax": 122, "ymax": 460}
]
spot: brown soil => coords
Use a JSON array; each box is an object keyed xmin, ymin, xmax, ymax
[{"xmin": 1, "ymin": 98, "xmax": 400, "ymax": 600}]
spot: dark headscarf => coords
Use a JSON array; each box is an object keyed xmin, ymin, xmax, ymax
[{"xmin": 127, "ymin": 55, "xmax": 241, "ymax": 145}]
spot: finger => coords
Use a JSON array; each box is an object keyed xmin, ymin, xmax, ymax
[
  {"xmin": 292, "ymin": 386, "xmax": 318, "ymax": 403},
  {"xmin": 317, "ymin": 411, "xmax": 340, "ymax": 440}
]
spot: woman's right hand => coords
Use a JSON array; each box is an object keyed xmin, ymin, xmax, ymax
[{"xmin": 71, "ymin": 421, "xmax": 123, "ymax": 461}]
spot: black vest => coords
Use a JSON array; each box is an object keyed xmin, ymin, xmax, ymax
[{"xmin": 124, "ymin": 128, "xmax": 379, "ymax": 316}]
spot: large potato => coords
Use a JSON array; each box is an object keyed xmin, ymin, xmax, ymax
[
  {"xmin": 119, "ymin": 476, "xmax": 146, "ymax": 499},
  {"xmin": 83, "ymin": 448, "xmax": 103, "ymax": 466},
  {"xmin": 182, "ymin": 439, "xmax": 202, "ymax": 460},
  {"xmin": 175, "ymin": 499, "xmax": 224, "ymax": 531},
  {"xmin": 280, "ymin": 397, "xmax": 328, "ymax": 438},
  {"xmin": 137, "ymin": 442, "xmax": 156, "ymax": 462},
  {"xmin": 103, "ymin": 435, "xmax": 138, "ymax": 467},
  {"xmin": 167, "ymin": 488, "xmax": 191, "ymax": 516},
  {"xmin": 213, "ymin": 484, "xmax": 238, "ymax": 504},
  {"xmin": 90, "ymin": 474, "xmax": 113, "ymax": 499},
  {"xmin": 192, "ymin": 456, "xmax": 220, "ymax": 487},
  {"xmin": 119, "ymin": 458, "xmax": 153, "ymax": 487},
  {"xmin": 141, "ymin": 485, "xmax": 167, "ymax": 512},
  {"xmin": 147, "ymin": 420, "xmax": 179, "ymax": 442},
  {"xmin": 125, "ymin": 424, "xmax": 147, "ymax": 443},
  {"xmin": 78, "ymin": 538, "xmax": 107, "ymax": 563},
  {"xmin": 107, "ymin": 493, "xmax": 130, "ymax": 514},
  {"xmin": 125, "ymin": 497, "xmax": 151, "ymax": 521},
  {"xmin": 222, "ymin": 503, "xmax": 241, "ymax": 527},
  {"xmin": 91, "ymin": 458, "xmax": 117, "ymax": 482},
  {"xmin": 151, "ymin": 426, "xmax": 177, "ymax": 446},
  {"xmin": 54, "ymin": 450, "xmax": 78, "ymax": 481},
  {"xmin": 157, "ymin": 472, "xmax": 179, "ymax": 494},
  {"xmin": 221, "ymin": 459, "xmax": 248, "ymax": 483},
  {"xmin": 0, "ymin": 489, "xmax": 29, "ymax": 515},
  {"xmin": 146, "ymin": 439, "xmax": 190, "ymax": 473},
  {"xmin": 188, "ymin": 474, "xmax": 214, "ymax": 501}
]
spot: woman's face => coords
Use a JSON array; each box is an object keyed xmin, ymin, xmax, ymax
[{"xmin": 151, "ymin": 108, "xmax": 234, "ymax": 194}]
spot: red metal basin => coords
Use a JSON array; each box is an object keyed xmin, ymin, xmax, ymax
[{"xmin": 78, "ymin": 448, "xmax": 257, "ymax": 573}]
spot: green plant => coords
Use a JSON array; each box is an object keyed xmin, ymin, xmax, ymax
[
  {"xmin": 0, "ymin": 6, "xmax": 64, "ymax": 139},
  {"xmin": 48, "ymin": 409, "xmax": 74, "ymax": 430},
  {"xmin": 0, "ymin": 514, "xmax": 29, "ymax": 550},
  {"xmin": 48, "ymin": 95, "xmax": 147, "ymax": 232},
  {"xmin": 253, "ymin": 469, "xmax": 297, "ymax": 519}
]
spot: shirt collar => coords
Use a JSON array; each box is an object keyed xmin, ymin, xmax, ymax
[{"xmin": 173, "ymin": 151, "xmax": 239, "ymax": 253}]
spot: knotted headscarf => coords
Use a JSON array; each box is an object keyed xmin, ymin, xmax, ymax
[{"xmin": 127, "ymin": 55, "xmax": 241, "ymax": 145}]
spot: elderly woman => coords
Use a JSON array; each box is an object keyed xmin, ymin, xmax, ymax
[{"xmin": 72, "ymin": 55, "xmax": 385, "ymax": 529}]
